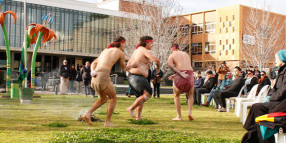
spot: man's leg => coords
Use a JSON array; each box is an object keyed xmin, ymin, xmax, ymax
[
  {"xmin": 136, "ymin": 104, "xmax": 143, "ymax": 120},
  {"xmin": 83, "ymin": 90, "xmax": 108, "ymax": 125},
  {"xmin": 60, "ymin": 77, "xmax": 64, "ymax": 94},
  {"xmin": 196, "ymin": 88, "xmax": 209, "ymax": 105},
  {"xmin": 193, "ymin": 88, "xmax": 198, "ymax": 105},
  {"xmin": 104, "ymin": 83, "xmax": 117, "ymax": 126},
  {"xmin": 127, "ymin": 91, "xmax": 151, "ymax": 118},
  {"xmin": 214, "ymin": 92, "xmax": 221, "ymax": 107},
  {"xmin": 172, "ymin": 86, "xmax": 182, "ymax": 120},
  {"xmin": 218, "ymin": 91, "xmax": 237, "ymax": 111},
  {"xmin": 187, "ymin": 87, "xmax": 194, "ymax": 121},
  {"xmin": 157, "ymin": 83, "xmax": 160, "ymax": 98},
  {"xmin": 153, "ymin": 83, "xmax": 156, "ymax": 98}
]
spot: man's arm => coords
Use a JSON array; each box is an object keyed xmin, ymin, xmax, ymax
[
  {"xmin": 167, "ymin": 54, "xmax": 188, "ymax": 78},
  {"xmin": 144, "ymin": 50, "xmax": 160, "ymax": 67}
]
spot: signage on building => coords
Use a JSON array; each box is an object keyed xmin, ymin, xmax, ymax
[{"xmin": 242, "ymin": 34, "xmax": 255, "ymax": 45}]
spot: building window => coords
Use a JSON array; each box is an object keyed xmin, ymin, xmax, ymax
[
  {"xmin": 226, "ymin": 16, "xmax": 228, "ymax": 21},
  {"xmin": 205, "ymin": 42, "xmax": 216, "ymax": 54},
  {"xmin": 229, "ymin": 21, "xmax": 231, "ymax": 27},
  {"xmin": 220, "ymin": 40, "xmax": 222, "ymax": 45},
  {"xmin": 220, "ymin": 50, "xmax": 222, "ymax": 56},
  {"xmin": 191, "ymin": 23, "xmax": 203, "ymax": 35},
  {"xmin": 223, "ymin": 22, "xmax": 225, "ymax": 28},
  {"xmin": 205, "ymin": 21, "xmax": 216, "ymax": 33},
  {"xmin": 226, "ymin": 28, "xmax": 228, "ymax": 33},
  {"xmin": 232, "ymin": 49, "xmax": 235, "ymax": 55},
  {"xmin": 179, "ymin": 24, "xmax": 190, "ymax": 36},
  {"xmin": 220, "ymin": 17, "xmax": 222, "ymax": 22},
  {"xmin": 192, "ymin": 43, "xmax": 202, "ymax": 55},
  {"xmin": 233, "ymin": 15, "xmax": 235, "ymax": 20},
  {"xmin": 229, "ymin": 45, "xmax": 231, "ymax": 50},
  {"xmin": 222, "ymin": 45, "xmax": 225, "ymax": 50},
  {"xmin": 195, "ymin": 62, "xmax": 202, "ymax": 68},
  {"xmin": 232, "ymin": 39, "xmax": 235, "ymax": 44},
  {"xmin": 233, "ymin": 27, "xmax": 235, "ymax": 32},
  {"xmin": 226, "ymin": 39, "xmax": 228, "ymax": 44},
  {"xmin": 220, "ymin": 28, "xmax": 222, "ymax": 34},
  {"xmin": 226, "ymin": 50, "xmax": 228, "ymax": 56}
]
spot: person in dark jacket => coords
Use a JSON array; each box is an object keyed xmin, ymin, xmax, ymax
[
  {"xmin": 186, "ymin": 70, "xmax": 204, "ymax": 101},
  {"xmin": 75, "ymin": 65, "xmax": 83, "ymax": 94},
  {"xmin": 58, "ymin": 60, "xmax": 70, "ymax": 95},
  {"xmin": 81, "ymin": 61, "xmax": 93, "ymax": 97},
  {"xmin": 151, "ymin": 65, "xmax": 163, "ymax": 98},
  {"xmin": 256, "ymin": 71, "xmax": 271, "ymax": 96},
  {"xmin": 68, "ymin": 65, "xmax": 77, "ymax": 93},
  {"xmin": 242, "ymin": 50, "xmax": 286, "ymax": 143},
  {"xmin": 215, "ymin": 66, "xmax": 245, "ymax": 112},
  {"xmin": 194, "ymin": 70, "xmax": 216, "ymax": 105},
  {"xmin": 244, "ymin": 70, "xmax": 258, "ymax": 94},
  {"xmin": 41, "ymin": 70, "xmax": 49, "ymax": 91}
]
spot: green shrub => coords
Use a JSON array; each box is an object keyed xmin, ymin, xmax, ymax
[
  {"xmin": 42, "ymin": 122, "xmax": 69, "ymax": 128},
  {"xmin": 128, "ymin": 119, "xmax": 156, "ymax": 125}
]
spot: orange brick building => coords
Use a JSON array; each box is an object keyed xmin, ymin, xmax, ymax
[{"xmin": 175, "ymin": 5, "xmax": 286, "ymax": 69}]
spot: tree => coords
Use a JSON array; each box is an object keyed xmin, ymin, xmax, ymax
[
  {"xmin": 241, "ymin": 3, "xmax": 285, "ymax": 70},
  {"xmin": 114, "ymin": 0, "xmax": 189, "ymax": 79}
]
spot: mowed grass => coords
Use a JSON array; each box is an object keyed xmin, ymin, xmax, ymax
[{"xmin": 0, "ymin": 94, "xmax": 245, "ymax": 142}]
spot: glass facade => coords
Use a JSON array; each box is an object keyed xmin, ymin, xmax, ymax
[{"xmin": 0, "ymin": 0, "xmax": 117, "ymax": 54}]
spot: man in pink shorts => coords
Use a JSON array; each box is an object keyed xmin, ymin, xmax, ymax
[{"xmin": 168, "ymin": 44, "xmax": 194, "ymax": 121}]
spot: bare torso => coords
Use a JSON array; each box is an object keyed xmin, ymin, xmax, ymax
[
  {"xmin": 169, "ymin": 51, "xmax": 193, "ymax": 71},
  {"xmin": 96, "ymin": 48, "xmax": 124, "ymax": 71},
  {"xmin": 128, "ymin": 47, "xmax": 151, "ymax": 78}
]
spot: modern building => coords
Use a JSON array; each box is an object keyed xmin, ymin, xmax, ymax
[
  {"xmin": 174, "ymin": 5, "xmax": 286, "ymax": 69},
  {"xmin": 0, "ymin": 0, "xmax": 138, "ymax": 81}
]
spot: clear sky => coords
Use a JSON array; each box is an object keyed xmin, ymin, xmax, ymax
[{"xmin": 77, "ymin": 0, "xmax": 286, "ymax": 15}]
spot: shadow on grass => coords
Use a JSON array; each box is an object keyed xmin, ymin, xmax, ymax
[{"xmin": 42, "ymin": 122, "xmax": 69, "ymax": 128}]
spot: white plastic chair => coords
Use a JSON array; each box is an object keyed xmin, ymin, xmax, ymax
[
  {"xmin": 275, "ymin": 128, "xmax": 286, "ymax": 143},
  {"xmin": 225, "ymin": 85, "xmax": 245, "ymax": 112},
  {"xmin": 201, "ymin": 93, "xmax": 210, "ymax": 104},
  {"xmin": 241, "ymin": 85, "xmax": 270, "ymax": 124},
  {"xmin": 235, "ymin": 84, "xmax": 259, "ymax": 117}
]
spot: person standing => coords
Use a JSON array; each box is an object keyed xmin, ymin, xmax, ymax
[
  {"xmin": 151, "ymin": 65, "xmax": 163, "ymax": 98},
  {"xmin": 167, "ymin": 44, "xmax": 194, "ymax": 121},
  {"xmin": 68, "ymin": 65, "xmax": 77, "ymax": 93},
  {"xmin": 216, "ymin": 61, "xmax": 230, "ymax": 85},
  {"xmin": 75, "ymin": 65, "xmax": 83, "ymax": 94},
  {"xmin": 41, "ymin": 70, "xmax": 49, "ymax": 91},
  {"xmin": 58, "ymin": 60, "xmax": 70, "ymax": 95},
  {"xmin": 81, "ymin": 61, "xmax": 92, "ymax": 97}
]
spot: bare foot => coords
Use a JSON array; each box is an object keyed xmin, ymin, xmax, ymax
[
  {"xmin": 172, "ymin": 117, "xmax": 182, "ymax": 121},
  {"xmin": 104, "ymin": 123, "xmax": 117, "ymax": 127},
  {"xmin": 136, "ymin": 117, "xmax": 143, "ymax": 120},
  {"xmin": 83, "ymin": 114, "xmax": 93, "ymax": 125},
  {"xmin": 127, "ymin": 107, "xmax": 136, "ymax": 118},
  {"xmin": 188, "ymin": 115, "xmax": 194, "ymax": 121}
]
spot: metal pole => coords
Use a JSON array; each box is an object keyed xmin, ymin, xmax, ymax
[{"xmin": 24, "ymin": 0, "xmax": 27, "ymax": 88}]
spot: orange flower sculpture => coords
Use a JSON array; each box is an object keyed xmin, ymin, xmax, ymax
[{"xmin": 29, "ymin": 13, "xmax": 57, "ymax": 89}]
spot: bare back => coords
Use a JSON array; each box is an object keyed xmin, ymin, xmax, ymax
[
  {"xmin": 168, "ymin": 51, "xmax": 193, "ymax": 71},
  {"xmin": 96, "ymin": 48, "xmax": 124, "ymax": 71},
  {"xmin": 128, "ymin": 47, "xmax": 153, "ymax": 78}
]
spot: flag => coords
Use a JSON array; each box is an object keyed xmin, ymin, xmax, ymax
[{"xmin": 17, "ymin": 47, "xmax": 27, "ymax": 83}]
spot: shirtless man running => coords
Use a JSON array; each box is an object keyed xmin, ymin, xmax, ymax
[
  {"xmin": 83, "ymin": 36, "xmax": 136, "ymax": 126},
  {"xmin": 127, "ymin": 36, "xmax": 160, "ymax": 120},
  {"xmin": 168, "ymin": 44, "xmax": 194, "ymax": 121}
]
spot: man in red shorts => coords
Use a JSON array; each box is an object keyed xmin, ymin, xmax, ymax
[{"xmin": 168, "ymin": 44, "xmax": 194, "ymax": 121}]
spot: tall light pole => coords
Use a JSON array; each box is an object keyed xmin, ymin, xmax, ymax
[{"xmin": 24, "ymin": 0, "xmax": 27, "ymax": 88}]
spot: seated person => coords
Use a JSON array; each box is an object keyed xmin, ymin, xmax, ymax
[
  {"xmin": 243, "ymin": 70, "xmax": 258, "ymax": 95},
  {"xmin": 194, "ymin": 70, "xmax": 216, "ymax": 105},
  {"xmin": 242, "ymin": 50, "xmax": 286, "ymax": 142},
  {"xmin": 202, "ymin": 72, "xmax": 232, "ymax": 107},
  {"xmin": 214, "ymin": 66, "xmax": 245, "ymax": 112},
  {"xmin": 186, "ymin": 70, "xmax": 204, "ymax": 101},
  {"xmin": 256, "ymin": 71, "xmax": 271, "ymax": 96}
]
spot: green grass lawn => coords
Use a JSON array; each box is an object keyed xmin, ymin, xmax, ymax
[{"xmin": 0, "ymin": 94, "xmax": 245, "ymax": 142}]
